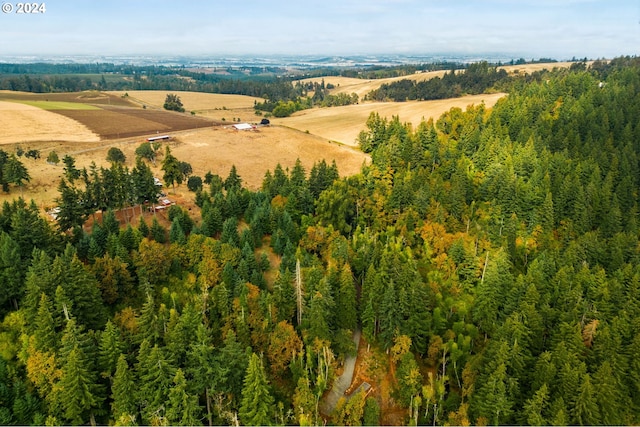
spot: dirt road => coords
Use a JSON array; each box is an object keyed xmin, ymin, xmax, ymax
[{"xmin": 320, "ymin": 329, "xmax": 361, "ymax": 416}]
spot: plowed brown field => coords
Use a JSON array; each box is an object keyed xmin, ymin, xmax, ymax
[{"xmin": 55, "ymin": 105, "xmax": 216, "ymax": 139}]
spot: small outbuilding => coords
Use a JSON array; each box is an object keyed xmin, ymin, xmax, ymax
[{"xmin": 232, "ymin": 123, "xmax": 254, "ymax": 131}]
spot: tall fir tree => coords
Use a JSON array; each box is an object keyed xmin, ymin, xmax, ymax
[
  {"xmin": 111, "ymin": 354, "xmax": 137, "ymax": 423},
  {"xmin": 239, "ymin": 353, "xmax": 274, "ymax": 426}
]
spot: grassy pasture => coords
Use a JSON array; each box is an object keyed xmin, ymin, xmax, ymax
[
  {"xmin": 15, "ymin": 100, "xmax": 101, "ymax": 110},
  {"xmin": 0, "ymin": 90, "xmax": 134, "ymax": 107}
]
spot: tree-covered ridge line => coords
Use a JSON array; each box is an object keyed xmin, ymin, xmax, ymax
[
  {"xmin": 0, "ymin": 57, "xmax": 639, "ymax": 425},
  {"xmin": 364, "ymin": 61, "xmax": 509, "ymax": 102}
]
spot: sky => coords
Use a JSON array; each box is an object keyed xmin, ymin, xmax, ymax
[{"xmin": 0, "ymin": 0, "xmax": 638, "ymax": 60}]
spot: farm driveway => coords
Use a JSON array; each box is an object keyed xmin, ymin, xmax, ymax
[{"xmin": 320, "ymin": 329, "xmax": 361, "ymax": 416}]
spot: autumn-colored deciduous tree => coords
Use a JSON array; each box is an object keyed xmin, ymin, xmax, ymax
[{"xmin": 267, "ymin": 320, "xmax": 303, "ymax": 374}]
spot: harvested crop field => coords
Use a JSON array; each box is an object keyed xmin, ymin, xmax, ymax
[
  {"xmin": 272, "ymin": 92, "xmax": 506, "ymax": 146},
  {"xmin": 55, "ymin": 105, "xmax": 216, "ymax": 139},
  {"xmin": 108, "ymin": 90, "xmax": 264, "ymax": 112},
  {"xmin": 498, "ymin": 61, "xmax": 589, "ymax": 74},
  {"xmin": 0, "ymin": 100, "xmax": 99, "ymax": 144}
]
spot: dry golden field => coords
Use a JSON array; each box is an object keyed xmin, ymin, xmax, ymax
[
  {"xmin": 108, "ymin": 90, "xmax": 264, "ymax": 111},
  {"xmin": 168, "ymin": 126, "xmax": 368, "ymax": 190},
  {"xmin": 272, "ymin": 92, "xmax": 506, "ymax": 146},
  {"xmin": 498, "ymin": 61, "xmax": 586, "ymax": 74},
  {"xmin": 0, "ymin": 100, "xmax": 100, "ymax": 144},
  {"xmin": 108, "ymin": 90, "xmax": 266, "ymax": 124},
  {"xmin": 0, "ymin": 122, "xmax": 369, "ymax": 210},
  {"xmin": 299, "ymin": 69, "xmax": 453, "ymax": 99}
]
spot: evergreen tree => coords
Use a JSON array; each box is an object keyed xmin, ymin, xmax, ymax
[
  {"xmin": 150, "ymin": 216, "xmax": 166, "ymax": 243},
  {"xmin": 3, "ymin": 154, "xmax": 30, "ymax": 191},
  {"xmin": 379, "ymin": 280, "xmax": 399, "ymax": 349},
  {"xmin": 102, "ymin": 209, "xmax": 120, "ymax": 236},
  {"xmin": 335, "ymin": 264, "xmax": 357, "ymax": 331},
  {"xmin": 292, "ymin": 374, "xmax": 316, "ymax": 426},
  {"xmin": 132, "ymin": 158, "xmax": 158, "ymax": 207},
  {"xmin": 169, "ymin": 218, "xmax": 186, "ymax": 245},
  {"xmin": 137, "ymin": 344, "xmax": 176, "ymax": 424},
  {"xmin": 58, "ymin": 346, "xmax": 103, "ymax": 425},
  {"xmin": 97, "ymin": 320, "xmax": 124, "ymax": 380},
  {"xmin": 217, "ymin": 331, "xmax": 249, "ymax": 403},
  {"xmin": 165, "ymin": 369, "xmax": 202, "ymax": 426},
  {"xmin": 62, "ymin": 155, "xmax": 81, "ymax": 182},
  {"xmin": 138, "ymin": 215, "xmax": 149, "ymax": 238},
  {"xmin": 522, "ymin": 384, "xmax": 549, "ymax": 425},
  {"xmin": 473, "ymin": 363, "xmax": 515, "ymax": 425},
  {"xmin": 161, "ymin": 146, "xmax": 181, "ymax": 190},
  {"xmin": 0, "ymin": 232, "xmax": 22, "ymax": 312},
  {"xmin": 22, "ymin": 249, "xmax": 55, "ymax": 328},
  {"xmin": 111, "ymin": 354, "xmax": 137, "ymax": 422},
  {"xmin": 138, "ymin": 293, "xmax": 160, "ymax": 345},
  {"xmin": 52, "ymin": 246, "xmax": 107, "ymax": 330},
  {"xmin": 165, "ymin": 304, "xmax": 200, "ymax": 366},
  {"xmin": 220, "ymin": 217, "xmax": 240, "ymax": 247},
  {"xmin": 56, "ymin": 179, "xmax": 87, "ymax": 231},
  {"xmin": 363, "ymin": 397, "xmax": 381, "ymax": 426},
  {"xmin": 571, "ymin": 373, "xmax": 600, "ymax": 425},
  {"xmin": 239, "ymin": 353, "xmax": 274, "ymax": 426},
  {"xmin": 224, "ymin": 165, "xmax": 242, "ymax": 192},
  {"xmin": 33, "ymin": 293, "xmax": 57, "ymax": 352}
]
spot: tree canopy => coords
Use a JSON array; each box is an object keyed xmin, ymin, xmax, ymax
[{"xmin": 0, "ymin": 56, "xmax": 639, "ymax": 426}]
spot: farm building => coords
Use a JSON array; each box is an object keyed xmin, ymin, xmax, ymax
[
  {"xmin": 232, "ymin": 123, "xmax": 254, "ymax": 131},
  {"xmin": 147, "ymin": 135, "xmax": 170, "ymax": 142}
]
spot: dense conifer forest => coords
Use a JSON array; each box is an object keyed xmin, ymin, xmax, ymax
[{"xmin": 0, "ymin": 56, "xmax": 639, "ymax": 425}]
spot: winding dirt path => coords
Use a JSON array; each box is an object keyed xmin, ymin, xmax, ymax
[{"xmin": 320, "ymin": 329, "xmax": 361, "ymax": 416}]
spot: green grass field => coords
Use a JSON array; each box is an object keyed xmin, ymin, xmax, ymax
[{"xmin": 11, "ymin": 100, "xmax": 102, "ymax": 110}]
